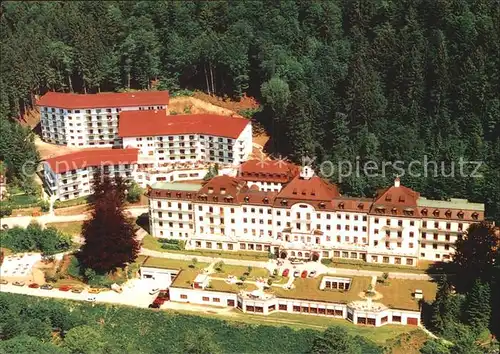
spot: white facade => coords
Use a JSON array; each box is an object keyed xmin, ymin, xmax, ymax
[
  {"xmin": 40, "ymin": 105, "xmax": 167, "ymax": 148},
  {"xmin": 148, "ymin": 173, "xmax": 484, "ymax": 266},
  {"xmin": 123, "ymin": 122, "xmax": 252, "ymax": 168}
]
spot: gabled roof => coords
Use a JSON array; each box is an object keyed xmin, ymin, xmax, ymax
[
  {"xmin": 238, "ymin": 160, "xmax": 299, "ymax": 183},
  {"xmin": 37, "ymin": 91, "xmax": 169, "ymax": 109},
  {"xmin": 370, "ymin": 178, "xmax": 420, "ymax": 217},
  {"xmin": 44, "ymin": 148, "xmax": 139, "ymax": 174},
  {"xmin": 274, "ymin": 175, "xmax": 340, "ymax": 209},
  {"xmin": 118, "ymin": 111, "xmax": 250, "ymax": 139}
]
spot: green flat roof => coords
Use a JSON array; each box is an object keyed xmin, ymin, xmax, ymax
[
  {"xmin": 417, "ymin": 197, "xmax": 484, "ymax": 211},
  {"xmin": 151, "ymin": 182, "xmax": 202, "ymax": 192}
]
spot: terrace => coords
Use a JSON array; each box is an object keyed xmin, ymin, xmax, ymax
[
  {"xmin": 271, "ymin": 275, "xmax": 371, "ymax": 304},
  {"xmin": 170, "ymin": 269, "xmax": 258, "ymax": 293},
  {"xmin": 375, "ymin": 278, "xmax": 437, "ymax": 311}
]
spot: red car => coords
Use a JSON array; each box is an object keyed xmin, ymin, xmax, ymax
[
  {"xmin": 282, "ymin": 269, "xmax": 290, "ymax": 277},
  {"xmin": 28, "ymin": 283, "xmax": 40, "ymax": 288},
  {"xmin": 301, "ymin": 270, "xmax": 308, "ymax": 278},
  {"xmin": 58, "ymin": 285, "xmax": 72, "ymax": 292}
]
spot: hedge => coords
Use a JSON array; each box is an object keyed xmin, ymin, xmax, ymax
[{"xmin": 54, "ymin": 196, "xmax": 91, "ymax": 209}]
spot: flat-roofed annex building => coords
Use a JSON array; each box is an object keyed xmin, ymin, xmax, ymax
[
  {"xmin": 37, "ymin": 91, "xmax": 169, "ymax": 148},
  {"xmin": 43, "ymin": 148, "xmax": 139, "ymax": 200},
  {"xmin": 147, "ymin": 167, "xmax": 485, "ymax": 266}
]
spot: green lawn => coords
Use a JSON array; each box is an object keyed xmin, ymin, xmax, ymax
[
  {"xmin": 322, "ymin": 258, "xmax": 432, "ymax": 274},
  {"xmin": 212, "ymin": 264, "xmax": 269, "ymax": 279},
  {"xmin": 272, "ymin": 275, "xmax": 371, "ymax": 303},
  {"xmin": 375, "ymin": 278, "xmax": 437, "ymax": 311},
  {"xmin": 164, "ymin": 307, "xmax": 424, "ymax": 345},
  {"xmin": 142, "ymin": 235, "xmax": 270, "ymax": 261},
  {"xmin": 46, "ymin": 221, "xmax": 84, "ymax": 236},
  {"xmin": 136, "ymin": 255, "xmax": 209, "ymax": 271},
  {"xmin": 8, "ymin": 193, "xmax": 40, "ymax": 206}
]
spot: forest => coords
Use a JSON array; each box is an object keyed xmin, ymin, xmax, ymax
[
  {"xmin": 0, "ymin": 1, "xmax": 499, "ymax": 222},
  {"xmin": 0, "ymin": 293, "xmax": 384, "ymax": 354}
]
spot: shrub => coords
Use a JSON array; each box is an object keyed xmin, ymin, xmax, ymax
[
  {"xmin": 267, "ymin": 278, "xmax": 273, "ymax": 286},
  {"xmin": 238, "ymin": 106, "xmax": 262, "ymax": 119},
  {"xmin": 126, "ymin": 182, "xmax": 143, "ymax": 203},
  {"xmin": 39, "ymin": 200, "xmax": 50, "ymax": 212},
  {"xmin": 183, "ymin": 105, "xmax": 192, "ymax": 114},
  {"xmin": 171, "ymin": 89, "xmax": 195, "ymax": 97},
  {"xmin": 0, "ymin": 203, "xmax": 12, "ymax": 217},
  {"xmin": 239, "ymin": 276, "xmax": 247, "ymax": 282}
]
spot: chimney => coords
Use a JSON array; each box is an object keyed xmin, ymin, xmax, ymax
[
  {"xmin": 300, "ymin": 166, "xmax": 314, "ymax": 180},
  {"xmin": 394, "ymin": 177, "xmax": 400, "ymax": 188}
]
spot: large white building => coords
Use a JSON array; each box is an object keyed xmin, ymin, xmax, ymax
[
  {"xmin": 43, "ymin": 148, "xmax": 139, "ymax": 200},
  {"xmin": 148, "ymin": 164, "xmax": 484, "ymax": 266},
  {"xmin": 119, "ymin": 111, "xmax": 252, "ymax": 167},
  {"xmin": 37, "ymin": 91, "xmax": 169, "ymax": 147}
]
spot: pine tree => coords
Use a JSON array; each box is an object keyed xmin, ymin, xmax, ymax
[
  {"xmin": 79, "ymin": 170, "xmax": 139, "ymax": 273},
  {"xmin": 465, "ymin": 279, "xmax": 491, "ymax": 333}
]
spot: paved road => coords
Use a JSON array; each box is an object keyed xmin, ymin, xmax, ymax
[
  {"xmin": 1, "ymin": 206, "xmax": 148, "ymax": 228},
  {"xmin": 0, "ymin": 278, "xmax": 157, "ymax": 308},
  {"xmin": 140, "ymin": 249, "xmax": 432, "ymax": 280}
]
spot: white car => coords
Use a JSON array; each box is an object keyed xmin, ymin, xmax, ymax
[
  {"xmin": 309, "ymin": 271, "xmax": 317, "ymax": 278},
  {"xmin": 86, "ymin": 296, "xmax": 96, "ymax": 302},
  {"xmin": 293, "ymin": 271, "xmax": 300, "ymax": 278},
  {"xmin": 149, "ymin": 288, "xmax": 160, "ymax": 295}
]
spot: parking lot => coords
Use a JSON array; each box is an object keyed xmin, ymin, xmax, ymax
[{"xmin": 0, "ymin": 278, "xmax": 159, "ymax": 308}]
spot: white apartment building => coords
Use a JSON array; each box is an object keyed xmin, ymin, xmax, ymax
[
  {"xmin": 119, "ymin": 111, "xmax": 252, "ymax": 169},
  {"xmin": 43, "ymin": 148, "xmax": 138, "ymax": 200},
  {"xmin": 37, "ymin": 91, "xmax": 169, "ymax": 147},
  {"xmin": 148, "ymin": 166, "xmax": 484, "ymax": 266}
]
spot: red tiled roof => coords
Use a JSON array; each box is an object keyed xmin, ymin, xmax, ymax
[
  {"xmin": 44, "ymin": 148, "xmax": 139, "ymax": 174},
  {"xmin": 275, "ymin": 175, "xmax": 340, "ymax": 204},
  {"xmin": 238, "ymin": 160, "xmax": 299, "ymax": 183},
  {"xmin": 37, "ymin": 91, "xmax": 169, "ymax": 109},
  {"xmin": 118, "ymin": 111, "xmax": 250, "ymax": 139},
  {"xmin": 370, "ymin": 179, "xmax": 421, "ymax": 217}
]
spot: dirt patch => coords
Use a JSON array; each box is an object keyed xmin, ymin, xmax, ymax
[
  {"xmin": 192, "ymin": 92, "xmax": 259, "ymax": 112},
  {"xmin": 35, "ymin": 135, "xmax": 83, "ymax": 160},
  {"xmin": 54, "ymin": 204, "xmax": 91, "ymax": 216},
  {"xmin": 168, "ymin": 96, "xmax": 244, "ymax": 117}
]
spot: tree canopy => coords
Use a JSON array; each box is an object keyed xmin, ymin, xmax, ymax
[{"xmin": 0, "ymin": 1, "xmax": 498, "ymax": 222}]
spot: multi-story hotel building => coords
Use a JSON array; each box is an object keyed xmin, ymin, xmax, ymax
[
  {"xmin": 119, "ymin": 111, "xmax": 252, "ymax": 168},
  {"xmin": 148, "ymin": 165, "xmax": 484, "ymax": 266},
  {"xmin": 43, "ymin": 148, "xmax": 138, "ymax": 200},
  {"xmin": 37, "ymin": 91, "xmax": 169, "ymax": 147}
]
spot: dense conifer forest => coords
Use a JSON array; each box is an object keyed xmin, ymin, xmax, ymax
[{"xmin": 0, "ymin": 1, "xmax": 499, "ymax": 222}]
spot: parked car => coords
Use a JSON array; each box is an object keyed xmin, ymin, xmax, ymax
[
  {"xmin": 28, "ymin": 283, "xmax": 40, "ymax": 288},
  {"xmin": 2, "ymin": 224, "xmax": 8, "ymax": 230},
  {"xmin": 293, "ymin": 271, "xmax": 300, "ymax": 278},
  {"xmin": 282, "ymin": 269, "xmax": 290, "ymax": 277},
  {"xmin": 40, "ymin": 284, "xmax": 53, "ymax": 290},
  {"xmin": 149, "ymin": 288, "xmax": 160, "ymax": 295},
  {"xmin": 71, "ymin": 287, "xmax": 83, "ymax": 293},
  {"xmin": 13, "ymin": 281, "xmax": 25, "ymax": 286},
  {"xmin": 291, "ymin": 260, "xmax": 303, "ymax": 265},
  {"xmin": 0, "ymin": 279, "xmax": 8, "ymax": 285},
  {"xmin": 158, "ymin": 290, "xmax": 170, "ymax": 300},
  {"xmin": 88, "ymin": 288, "xmax": 102, "ymax": 294},
  {"xmin": 86, "ymin": 296, "xmax": 96, "ymax": 302},
  {"xmin": 58, "ymin": 285, "xmax": 72, "ymax": 292},
  {"xmin": 148, "ymin": 303, "xmax": 160, "ymax": 309},
  {"xmin": 301, "ymin": 270, "xmax": 308, "ymax": 278},
  {"xmin": 153, "ymin": 297, "xmax": 165, "ymax": 306},
  {"xmin": 308, "ymin": 271, "xmax": 317, "ymax": 278}
]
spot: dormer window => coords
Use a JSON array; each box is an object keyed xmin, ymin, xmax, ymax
[
  {"xmin": 445, "ymin": 210, "xmax": 452, "ymax": 218},
  {"xmin": 433, "ymin": 209, "xmax": 440, "ymax": 217},
  {"xmin": 292, "ymin": 188, "xmax": 297, "ymax": 195},
  {"xmin": 472, "ymin": 212, "xmax": 479, "ymax": 220},
  {"xmin": 220, "ymin": 188, "xmax": 226, "ymax": 195},
  {"xmin": 358, "ymin": 203, "xmax": 364, "ymax": 209},
  {"xmin": 208, "ymin": 187, "xmax": 214, "ymax": 194},
  {"xmin": 176, "ymin": 192, "xmax": 181, "ymax": 198},
  {"xmin": 391, "ymin": 207, "xmax": 397, "ymax": 214},
  {"xmin": 281, "ymin": 199, "xmax": 288, "ymax": 206},
  {"xmin": 244, "ymin": 196, "xmax": 250, "ymax": 203},
  {"xmin": 319, "ymin": 202, "xmax": 326, "ymax": 209},
  {"xmin": 166, "ymin": 192, "xmax": 171, "ymax": 197},
  {"xmin": 385, "ymin": 194, "xmax": 392, "ymax": 202},
  {"xmin": 301, "ymin": 189, "xmax": 307, "ymax": 195},
  {"xmin": 263, "ymin": 197, "xmax": 269, "ymax": 204},
  {"xmin": 399, "ymin": 196, "xmax": 405, "ymax": 202},
  {"xmin": 213, "ymin": 196, "xmax": 218, "ymax": 202},
  {"xmin": 421, "ymin": 208, "xmax": 428, "ymax": 216},
  {"xmin": 457, "ymin": 211, "xmax": 464, "ymax": 219},
  {"xmin": 311, "ymin": 189, "xmax": 316, "ymax": 196},
  {"xmin": 338, "ymin": 202, "xmax": 345, "ymax": 209}
]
